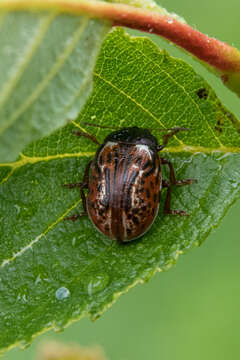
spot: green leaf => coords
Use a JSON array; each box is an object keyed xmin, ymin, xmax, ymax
[
  {"xmin": 0, "ymin": 10, "xmax": 109, "ymax": 162},
  {"xmin": 0, "ymin": 28, "xmax": 239, "ymax": 352}
]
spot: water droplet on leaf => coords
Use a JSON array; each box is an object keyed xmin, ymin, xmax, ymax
[
  {"xmin": 55, "ymin": 287, "xmax": 70, "ymax": 300},
  {"xmin": 17, "ymin": 285, "xmax": 29, "ymax": 304},
  {"xmin": 14, "ymin": 204, "xmax": 20, "ymax": 214},
  {"xmin": 84, "ymin": 274, "xmax": 109, "ymax": 296},
  {"xmin": 72, "ymin": 237, "xmax": 76, "ymax": 246},
  {"xmin": 35, "ymin": 274, "xmax": 41, "ymax": 285}
]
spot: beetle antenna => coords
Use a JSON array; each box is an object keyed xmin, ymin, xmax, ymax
[
  {"xmin": 151, "ymin": 127, "xmax": 190, "ymax": 132},
  {"xmin": 157, "ymin": 127, "xmax": 190, "ymax": 151},
  {"xmin": 83, "ymin": 122, "xmax": 190, "ymax": 133}
]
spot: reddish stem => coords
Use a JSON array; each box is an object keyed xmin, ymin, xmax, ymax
[
  {"xmin": 114, "ymin": 16, "xmax": 240, "ymax": 73},
  {"xmin": 2, "ymin": 0, "xmax": 240, "ymax": 93}
]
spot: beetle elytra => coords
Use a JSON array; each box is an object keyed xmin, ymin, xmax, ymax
[{"xmin": 63, "ymin": 125, "xmax": 197, "ymax": 243}]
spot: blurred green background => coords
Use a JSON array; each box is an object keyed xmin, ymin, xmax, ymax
[{"xmin": 4, "ymin": 0, "xmax": 240, "ymax": 359}]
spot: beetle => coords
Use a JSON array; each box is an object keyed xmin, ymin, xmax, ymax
[{"xmin": 63, "ymin": 125, "xmax": 197, "ymax": 243}]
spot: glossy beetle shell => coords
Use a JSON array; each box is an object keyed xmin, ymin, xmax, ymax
[
  {"xmin": 64, "ymin": 126, "xmax": 195, "ymax": 241},
  {"xmin": 87, "ymin": 128, "xmax": 162, "ymax": 242}
]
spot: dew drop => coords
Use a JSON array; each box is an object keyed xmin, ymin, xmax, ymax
[
  {"xmin": 35, "ymin": 274, "xmax": 41, "ymax": 285},
  {"xmin": 17, "ymin": 285, "xmax": 28, "ymax": 304},
  {"xmin": 15, "ymin": 204, "xmax": 33, "ymax": 219},
  {"xmin": 14, "ymin": 204, "xmax": 20, "ymax": 215},
  {"xmin": 168, "ymin": 19, "xmax": 173, "ymax": 24},
  {"xmin": 71, "ymin": 234, "xmax": 84, "ymax": 247},
  {"xmin": 55, "ymin": 287, "xmax": 70, "ymax": 301},
  {"xmin": 84, "ymin": 274, "xmax": 109, "ymax": 296},
  {"xmin": 71, "ymin": 309, "xmax": 81, "ymax": 317},
  {"xmin": 72, "ymin": 237, "xmax": 76, "ymax": 246},
  {"xmin": 18, "ymin": 293, "xmax": 27, "ymax": 303}
]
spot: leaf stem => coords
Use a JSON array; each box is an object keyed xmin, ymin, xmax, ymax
[{"xmin": 1, "ymin": 0, "xmax": 240, "ymax": 96}]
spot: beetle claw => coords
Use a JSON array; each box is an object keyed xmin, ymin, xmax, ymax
[
  {"xmin": 64, "ymin": 213, "xmax": 87, "ymax": 221},
  {"xmin": 62, "ymin": 182, "xmax": 82, "ymax": 189},
  {"xmin": 164, "ymin": 209, "xmax": 190, "ymax": 216}
]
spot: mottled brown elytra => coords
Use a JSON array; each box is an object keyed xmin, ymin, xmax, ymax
[{"xmin": 63, "ymin": 125, "xmax": 197, "ymax": 243}]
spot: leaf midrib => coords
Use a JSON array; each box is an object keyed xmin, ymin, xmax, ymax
[
  {"xmin": 0, "ymin": 143, "xmax": 239, "ymax": 186},
  {"xmin": 0, "ymin": 197, "xmax": 82, "ymax": 268}
]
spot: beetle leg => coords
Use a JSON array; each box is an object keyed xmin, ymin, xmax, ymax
[
  {"xmin": 79, "ymin": 182, "xmax": 88, "ymax": 213},
  {"xmin": 64, "ymin": 213, "xmax": 87, "ymax": 221},
  {"xmin": 161, "ymin": 158, "xmax": 197, "ymax": 186},
  {"xmin": 63, "ymin": 161, "xmax": 92, "ymax": 220},
  {"xmin": 62, "ymin": 182, "xmax": 82, "ymax": 189},
  {"xmin": 161, "ymin": 158, "xmax": 197, "ymax": 216},
  {"xmin": 162, "ymin": 180, "xmax": 189, "ymax": 216},
  {"xmin": 72, "ymin": 130, "xmax": 101, "ymax": 145},
  {"xmin": 157, "ymin": 127, "xmax": 189, "ymax": 151},
  {"xmin": 64, "ymin": 182, "xmax": 88, "ymax": 221}
]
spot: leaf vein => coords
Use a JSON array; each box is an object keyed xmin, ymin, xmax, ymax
[
  {"xmin": 93, "ymin": 71, "xmax": 183, "ymax": 146},
  {"xmin": 0, "ymin": 151, "xmax": 94, "ymax": 185},
  {"xmin": 0, "ymin": 13, "xmax": 56, "ymax": 112},
  {"xmin": 134, "ymin": 47, "xmax": 224, "ymax": 147},
  {"xmin": 0, "ymin": 17, "xmax": 90, "ymax": 135},
  {"xmin": 0, "ymin": 198, "xmax": 82, "ymax": 268}
]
